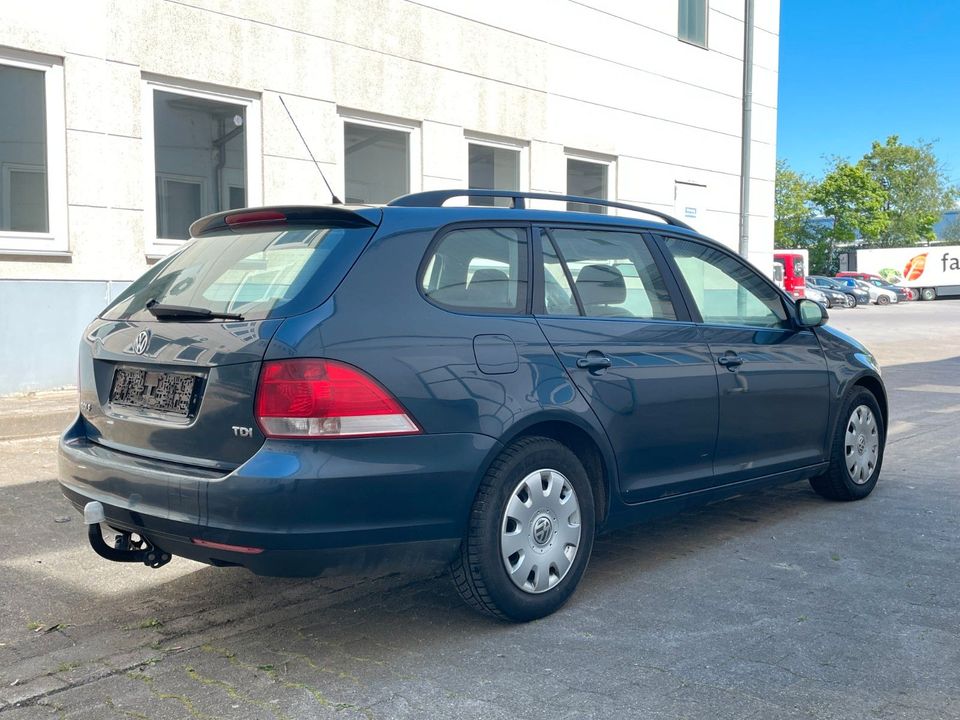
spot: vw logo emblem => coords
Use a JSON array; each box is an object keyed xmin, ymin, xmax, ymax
[
  {"xmin": 532, "ymin": 516, "xmax": 553, "ymax": 546},
  {"xmin": 134, "ymin": 330, "xmax": 150, "ymax": 355}
]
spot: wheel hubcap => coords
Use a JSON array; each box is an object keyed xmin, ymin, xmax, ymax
[
  {"xmin": 845, "ymin": 405, "xmax": 879, "ymax": 484},
  {"xmin": 501, "ymin": 468, "xmax": 582, "ymax": 594}
]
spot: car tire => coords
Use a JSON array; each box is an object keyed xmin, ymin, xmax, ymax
[
  {"xmin": 450, "ymin": 436, "xmax": 596, "ymax": 622},
  {"xmin": 809, "ymin": 388, "xmax": 884, "ymax": 501},
  {"xmin": 845, "ymin": 294, "xmax": 857, "ymax": 308},
  {"xmin": 876, "ymin": 294, "xmax": 890, "ymax": 305},
  {"xmin": 921, "ymin": 287, "xmax": 937, "ymax": 301}
]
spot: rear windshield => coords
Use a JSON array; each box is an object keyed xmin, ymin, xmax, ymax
[{"xmin": 103, "ymin": 226, "xmax": 375, "ymax": 321}]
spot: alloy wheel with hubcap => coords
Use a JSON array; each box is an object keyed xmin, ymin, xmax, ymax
[
  {"xmin": 845, "ymin": 405, "xmax": 879, "ymax": 484},
  {"xmin": 809, "ymin": 388, "xmax": 885, "ymax": 501},
  {"xmin": 451, "ymin": 436, "xmax": 595, "ymax": 622},
  {"xmin": 501, "ymin": 468, "xmax": 582, "ymax": 594}
]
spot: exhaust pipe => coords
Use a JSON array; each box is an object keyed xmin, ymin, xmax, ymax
[{"xmin": 83, "ymin": 501, "xmax": 172, "ymax": 568}]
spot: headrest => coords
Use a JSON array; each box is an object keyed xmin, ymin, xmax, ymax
[
  {"xmin": 467, "ymin": 268, "xmax": 511, "ymax": 307},
  {"xmin": 576, "ymin": 264, "xmax": 626, "ymax": 306},
  {"xmin": 469, "ymin": 268, "xmax": 510, "ymax": 287}
]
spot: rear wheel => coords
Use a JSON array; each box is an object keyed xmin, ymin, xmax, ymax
[
  {"xmin": 451, "ymin": 436, "xmax": 595, "ymax": 622},
  {"xmin": 921, "ymin": 287, "xmax": 937, "ymax": 301},
  {"xmin": 809, "ymin": 388, "xmax": 884, "ymax": 501}
]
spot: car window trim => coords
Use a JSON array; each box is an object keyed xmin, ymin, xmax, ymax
[
  {"xmin": 538, "ymin": 228, "xmax": 585, "ymax": 316},
  {"xmin": 532, "ymin": 223, "xmax": 691, "ymax": 323},
  {"xmin": 651, "ymin": 232, "xmax": 804, "ymax": 332},
  {"xmin": 416, "ymin": 220, "xmax": 534, "ymax": 316}
]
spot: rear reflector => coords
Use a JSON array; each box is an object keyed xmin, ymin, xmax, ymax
[
  {"xmin": 255, "ymin": 359, "xmax": 420, "ymax": 439},
  {"xmin": 225, "ymin": 210, "xmax": 287, "ymax": 226},
  {"xmin": 191, "ymin": 538, "xmax": 264, "ymax": 554}
]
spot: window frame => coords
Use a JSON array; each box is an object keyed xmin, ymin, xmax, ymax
[
  {"xmin": 417, "ymin": 221, "xmax": 532, "ymax": 316},
  {"xmin": 142, "ymin": 77, "xmax": 262, "ymax": 259},
  {"xmin": 564, "ymin": 152, "xmax": 617, "ymax": 215},
  {"xmin": 465, "ymin": 133, "xmax": 529, "ymax": 205},
  {"xmin": 339, "ymin": 110, "xmax": 421, "ymax": 205},
  {"xmin": 531, "ymin": 223, "xmax": 691, "ymax": 323},
  {"xmin": 653, "ymin": 233, "xmax": 800, "ymax": 331},
  {"xmin": 0, "ymin": 50, "xmax": 66, "ymax": 255},
  {"xmin": 678, "ymin": 0, "xmax": 709, "ymax": 49}
]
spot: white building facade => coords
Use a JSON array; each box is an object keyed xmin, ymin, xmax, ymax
[{"xmin": 0, "ymin": 0, "xmax": 780, "ymax": 394}]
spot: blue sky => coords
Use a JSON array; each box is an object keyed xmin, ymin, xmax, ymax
[{"xmin": 777, "ymin": 1, "xmax": 960, "ymax": 185}]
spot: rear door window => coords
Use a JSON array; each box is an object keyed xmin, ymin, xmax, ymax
[
  {"xmin": 543, "ymin": 228, "xmax": 676, "ymax": 320},
  {"xmin": 103, "ymin": 225, "xmax": 376, "ymax": 321},
  {"xmin": 421, "ymin": 227, "xmax": 528, "ymax": 313}
]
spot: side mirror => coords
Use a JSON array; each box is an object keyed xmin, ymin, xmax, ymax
[{"xmin": 796, "ymin": 298, "xmax": 828, "ymax": 328}]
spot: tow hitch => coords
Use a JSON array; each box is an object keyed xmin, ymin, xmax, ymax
[{"xmin": 83, "ymin": 501, "xmax": 172, "ymax": 568}]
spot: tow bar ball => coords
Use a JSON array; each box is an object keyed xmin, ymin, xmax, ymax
[{"xmin": 82, "ymin": 501, "xmax": 172, "ymax": 569}]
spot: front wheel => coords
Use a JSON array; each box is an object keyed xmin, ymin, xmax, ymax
[
  {"xmin": 876, "ymin": 294, "xmax": 890, "ymax": 305},
  {"xmin": 451, "ymin": 436, "xmax": 596, "ymax": 622},
  {"xmin": 809, "ymin": 388, "xmax": 885, "ymax": 501},
  {"xmin": 845, "ymin": 294, "xmax": 858, "ymax": 308}
]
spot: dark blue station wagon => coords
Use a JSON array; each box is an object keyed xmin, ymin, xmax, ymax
[{"xmin": 59, "ymin": 190, "xmax": 887, "ymax": 621}]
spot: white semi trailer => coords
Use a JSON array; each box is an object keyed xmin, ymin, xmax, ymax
[{"xmin": 839, "ymin": 246, "xmax": 960, "ymax": 300}]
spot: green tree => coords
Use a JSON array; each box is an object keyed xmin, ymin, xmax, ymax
[
  {"xmin": 858, "ymin": 135, "xmax": 958, "ymax": 246},
  {"xmin": 774, "ymin": 159, "xmax": 816, "ymax": 249},
  {"xmin": 810, "ymin": 161, "xmax": 888, "ymax": 270}
]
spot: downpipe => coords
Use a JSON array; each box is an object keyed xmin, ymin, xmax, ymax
[{"xmin": 83, "ymin": 501, "xmax": 172, "ymax": 568}]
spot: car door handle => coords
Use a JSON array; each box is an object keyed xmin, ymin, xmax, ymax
[
  {"xmin": 576, "ymin": 354, "xmax": 612, "ymax": 372},
  {"xmin": 717, "ymin": 354, "xmax": 744, "ymax": 369}
]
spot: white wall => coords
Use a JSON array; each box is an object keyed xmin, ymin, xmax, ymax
[
  {"xmin": 0, "ymin": 0, "xmax": 779, "ymax": 282},
  {"xmin": 0, "ymin": 0, "xmax": 780, "ymax": 391}
]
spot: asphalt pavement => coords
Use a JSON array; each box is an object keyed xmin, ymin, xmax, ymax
[{"xmin": 1, "ymin": 299, "xmax": 958, "ymax": 719}]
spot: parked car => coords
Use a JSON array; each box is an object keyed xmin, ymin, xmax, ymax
[
  {"xmin": 864, "ymin": 277, "xmax": 913, "ymax": 302},
  {"xmin": 59, "ymin": 190, "xmax": 888, "ymax": 622},
  {"xmin": 803, "ymin": 284, "xmax": 831, "ymax": 307},
  {"xmin": 837, "ymin": 271, "xmax": 917, "ymax": 300},
  {"xmin": 809, "ymin": 275, "xmax": 869, "ymax": 307},
  {"xmin": 838, "ymin": 278, "xmax": 898, "ymax": 305},
  {"xmin": 836, "ymin": 271, "xmax": 885, "ymax": 283},
  {"xmin": 804, "ymin": 278, "xmax": 848, "ymax": 308}
]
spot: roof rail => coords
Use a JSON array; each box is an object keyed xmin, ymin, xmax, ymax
[{"xmin": 387, "ymin": 189, "xmax": 695, "ymax": 230}]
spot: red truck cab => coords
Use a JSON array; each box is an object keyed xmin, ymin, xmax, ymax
[{"xmin": 774, "ymin": 252, "xmax": 805, "ymax": 298}]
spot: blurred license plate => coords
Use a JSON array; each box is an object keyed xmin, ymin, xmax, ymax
[{"xmin": 110, "ymin": 367, "xmax": 197, "ymax": 416}]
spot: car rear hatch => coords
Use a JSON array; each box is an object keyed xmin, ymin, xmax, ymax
[{"xmin": 78, "ymin": 206, "xmax": 381, "ymax": 470}]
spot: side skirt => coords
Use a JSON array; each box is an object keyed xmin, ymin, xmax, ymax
[{"xmin": 602, "ymin": 463, "xmax": 830, "ymax": 532}]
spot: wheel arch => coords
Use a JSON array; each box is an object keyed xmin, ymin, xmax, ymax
[
  {"xmin": 851, "ymin": 373, "xmax": 888, "ymax": 439},
  {"xmin": 486, "ymin": 413, "xmax": 618, "ymax": 528}
]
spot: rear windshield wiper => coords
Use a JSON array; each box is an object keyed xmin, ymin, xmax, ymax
[{"xmin": 146, "ymin": 300, "xmax": 244, "ymax": 321}]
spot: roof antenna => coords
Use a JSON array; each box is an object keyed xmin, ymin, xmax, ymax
[{"xmin": 279, "ymin": 95, "xmax": 343, "ymax": 205}]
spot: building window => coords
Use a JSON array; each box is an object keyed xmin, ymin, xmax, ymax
[
  {"xmin": 344, "ymin": 121, "xmax": 415, "ymax": 204},
  {"xmin": 143, "ymin": 80, "xmax": 261, "ymax": 255},
  {"xmin": 566, "ymin": 158, "xmax": 609, "ymax": 214},
  {"xmin": 468, "ymin": 142, "xmax": 521, "ymax": 207},
  {"xmin": 0, "ymin": 52, "xmax": 66, "ymax": 254},
  {"xmin": 679, "ymin": 0, "xmax": 708, "ymax": 47}
]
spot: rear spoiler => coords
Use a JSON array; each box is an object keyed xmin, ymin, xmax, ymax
[{"xmin": 189, "ymin": 206, "xmax": 380, "ymax": 236}]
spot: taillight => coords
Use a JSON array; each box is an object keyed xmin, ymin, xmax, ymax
[{"xmin": 254, "ymin": 359, "xmax": 420, "ymax": 439}]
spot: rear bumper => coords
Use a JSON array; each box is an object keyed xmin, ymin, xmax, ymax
[{"xmin": 58, "ymin": 416, "xmax": 498, "ymax": 576}]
